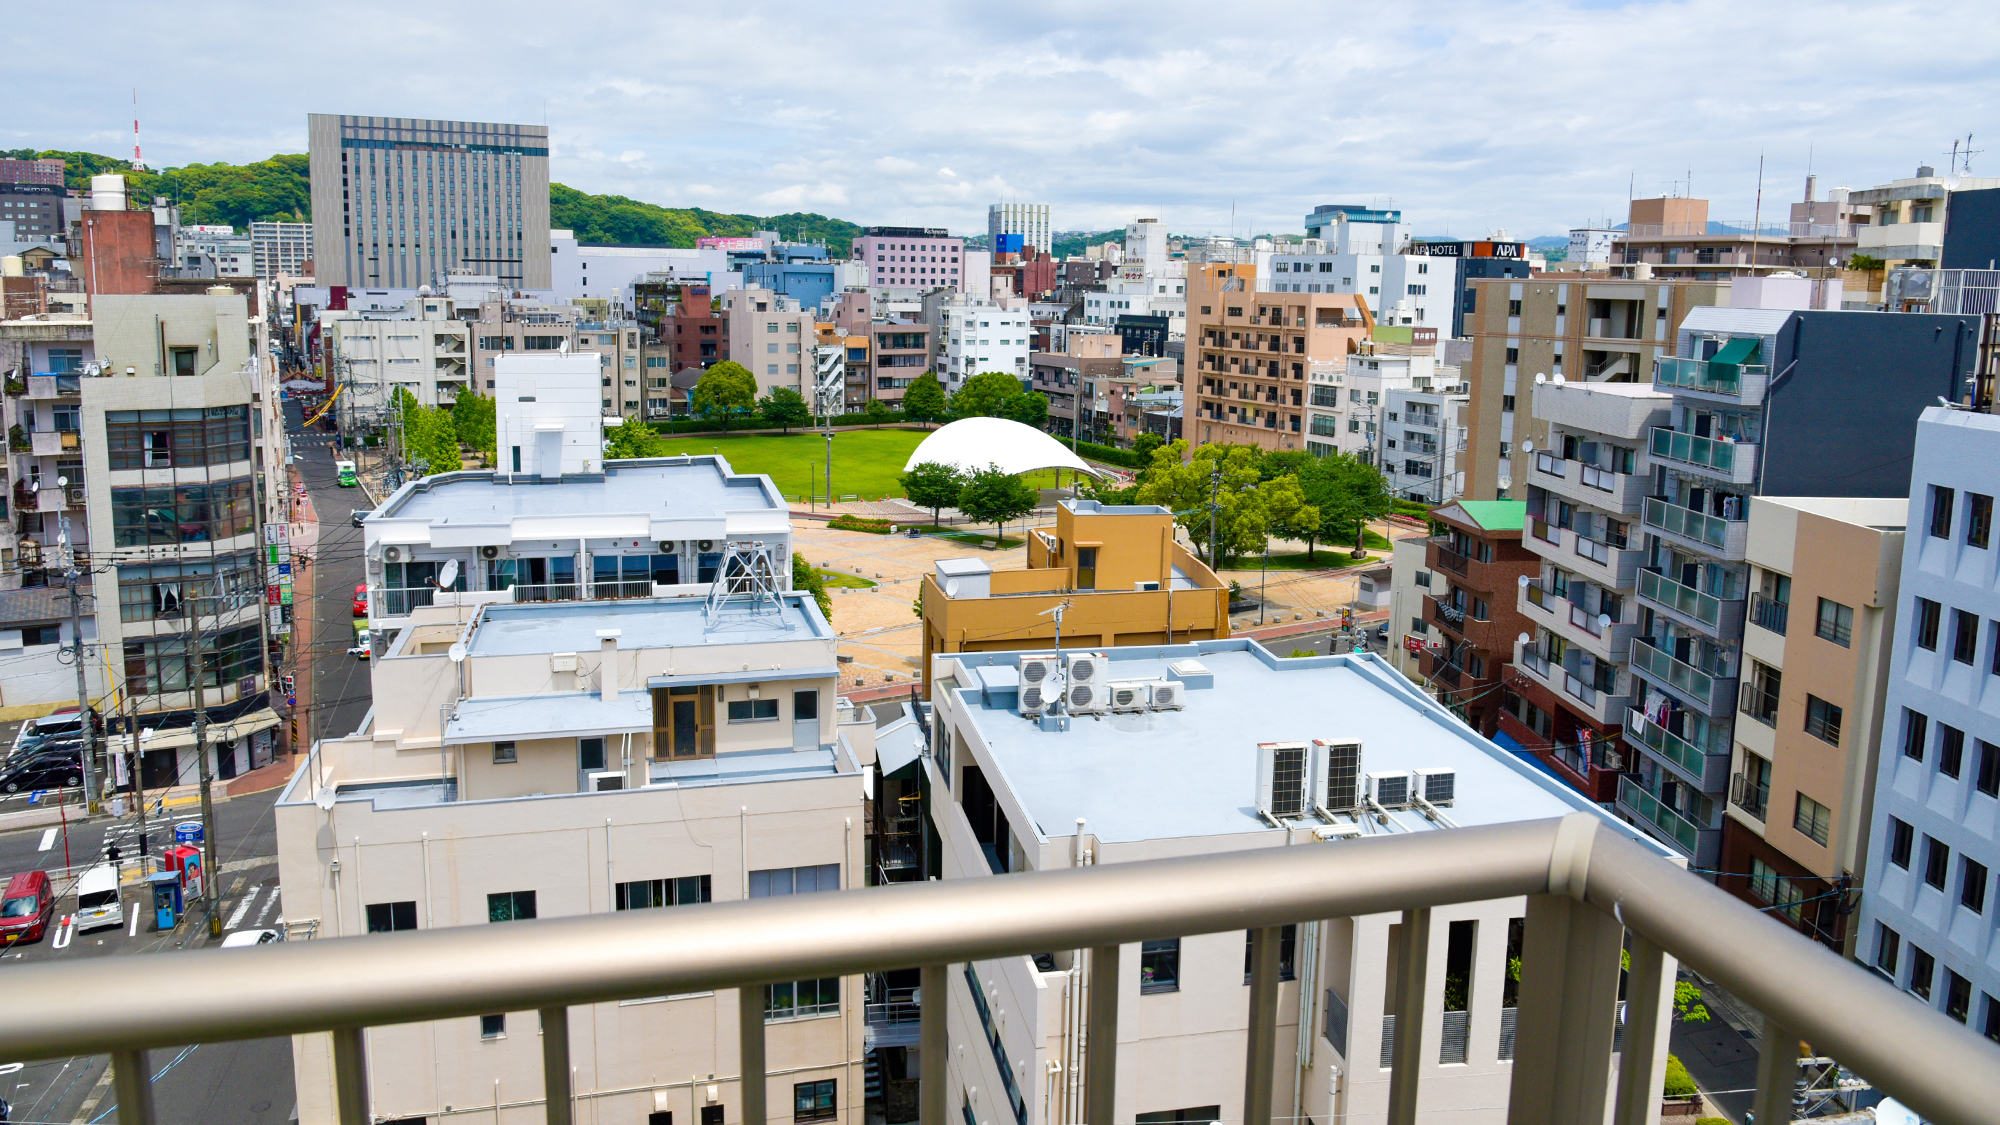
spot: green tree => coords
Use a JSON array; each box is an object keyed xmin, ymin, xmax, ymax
[
  {"xmin": 948, "ymin": 371, "xmax": 1028, "ymax": 419},
  {"xmin": 955, "ymin": 464, "xmax": 1040, "ymax": 545},
  {"xmin": 791, "ymin": 551, "xmax": 833, "ymax": 621},
  {"xmin": 693, "ymin": 361, "xmax": 758, "ymax": 432},
  {"xmin": 396, "ymin": 389, "xmax": 460, "ymax": 478},
  {"xmin": 864, "ymin": 397, "xmax": 894, "ymax": 427},
  {"xmin": 603, "ymin": 415, "xmax": 662, "ymax": 460},
  {"xmin": 1131, "ymin": 432, "xmax": 1164, "ymax": 464},
  {"xmin": 900, "ymin": 461, "xmax": 965, "ymax": 526},
  {"xmin": 1003, "ymin": 390, "xmax": 1049, "ymax": 431},
  {"xmin": 451, "ymin": 390, "xmax": 496, "ymax": 453},
  {"xmin": 901, "ymin": 373, "xmax": 948, "ymax": 427},
  {"xmin": 1297, "ymin": 452, "xmax": 1391, "ymax": 557},
  {"xmin": 759, "ymin": 386, "xmax": 812, "ymax": 434}
]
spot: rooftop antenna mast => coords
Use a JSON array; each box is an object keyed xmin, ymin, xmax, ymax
[
  {"xmin": 1038, "ymin": 600, "xmax": 1072, "ymax": 716},
  {"xmin": 131, "ymin": 88, "xmax": 143, "ymax": 170}
]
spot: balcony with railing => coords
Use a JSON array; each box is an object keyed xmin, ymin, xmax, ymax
[
  {"xmin": 1636, "ymin": 568, "xmax": 1745, "ymax": 639},
  {"xmin": 1628, "ymin": 637, "xmax": 1737, "ymax": 718},
  {"xmin": 1617, "ymin": 773, "xmax": 1722, "ymax": 867},
  {"xmin": 1648, "ymin": 427, "xmax": 1759, "ymax": 486},
  {"xmin": 1625, "ymin": 707, "xmax": 1730, "ymax": 792},
  {"xmin": 1532, "ymin": 451, "xmax": 1647, "ymax": 514},
  {"xmin": 1513, "ymin": 641, "xmax": 1629, "ymax": 730},
  {"xmin": 1731, "ymin": 771, "xmax": 1771, "ymax": 822},
  {"xmin": 1748, "ymin": 594, "xmax": 1789, "ymax": 636},
  {"xmin": 1642, "ymin": 496, "xmax": 1747, "ymax": 560},
  {"xmin": 1653, "ymin": 355, "xmax": 1770, "ymax": 405},
  {"xmin": 0, "ymin": 816, "xmax": 1988, "ymax": 1125}
]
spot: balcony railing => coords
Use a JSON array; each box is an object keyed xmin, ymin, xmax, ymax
[
  {"xmin": 1740, "ymin": 680, "xmax": 1781, "ymax": 728},
  {"xmin": 1629, "ymin": 637, "xmax": 1726, "ymax": 711},
  {"xmin": 1, "ymin": 816, "xmax": 1988, "ymax": 1125},
  {"xmin": 1617, "ymin": 773, "xmax": 1707, "ymax": 857},
  {"xmin": 1749, "ymin": 594, "xmax": 1789, "ymax": 636},
  {"xmin": 1637, "ymin": 569, "xmax": 1725, "ymax": 630},
  {"xmin": 1431, "ymin": 542, "xmax": 1470, "ymax": 576},
  {"xmin": 1648, "ymin": 427, "xmax": 1756, "ymax": 484},
  {"xmin": 1642, "ymin": 496, "xmax": 1737, "ymax": 554},
  {"xmin": 1625, "ymin": 707, "xmax": 1723, "ymax": 789},
  {"xmin": 1732, "ymin": 772, "xmax": 1772, "ymax": 821},
  {"xmin": 1654, "ymin": 355, "xmax": 1768, "ymax": 398}
]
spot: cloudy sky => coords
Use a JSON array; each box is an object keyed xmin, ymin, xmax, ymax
[{"xmin": 14, "ymin": 0, "xmax": 1998, "ymax": 239}]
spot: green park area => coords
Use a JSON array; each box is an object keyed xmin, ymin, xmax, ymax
[{"xmin": 648, "ymin": 428, "xmax": 1065, "ymax": 501}]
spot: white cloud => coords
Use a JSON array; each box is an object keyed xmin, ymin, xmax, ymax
[{"xmin": 14, "ymin": 0, "xmax": 1999, "ymax": 237}]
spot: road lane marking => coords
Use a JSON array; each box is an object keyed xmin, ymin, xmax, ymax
[
  {"xmin": 36, "ymin": 828, "xmax": 56, "ymax": 851},
  {"xmin": 225, "ymin": 886, "xmax": 261, "ymax": 929},
  {"xmin": 127, "ymin": 910, "xmax": 138, "ymax": 937},
  {"xmin": 255, "ymin": 889, "xmax": 281, "ymax": 926},
  {"xmin": 51, "ymin": 916, "xmax": 72, "ymax": 949}
]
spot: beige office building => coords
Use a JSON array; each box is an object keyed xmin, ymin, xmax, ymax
[{"xmin": 1186, "ymin": 263, "xmax": 1374, "ymax": 451}]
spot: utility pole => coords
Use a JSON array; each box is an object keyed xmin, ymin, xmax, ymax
[
  {"xmin": 187, "ymin": 605, "xmax": 222, "ymax": 939},
  {"xmin": 59, "ymin": 507, "xmax": 97, "ymax": 814},
  {"xmin": 1207, "ymin": 464, "xmax": 1224, "ymax": 572},
  {"xmin": 127, "ymin": 689, "xmax": 149, "ymax": 872}
]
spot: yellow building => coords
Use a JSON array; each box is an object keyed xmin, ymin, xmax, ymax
[{"xmin": 919, "ymin": 499, "xmax": 1229, "ymax": 690}]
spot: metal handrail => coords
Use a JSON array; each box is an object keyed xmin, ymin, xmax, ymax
[{"xmin": 0, "ymin": 816, "xmax": 1994, "ymax": 1125}]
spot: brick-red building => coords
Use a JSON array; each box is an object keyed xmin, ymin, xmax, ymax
[
  {"xmin": 75, "ymin": 209, "xmax": 159, "ymax": 296},
  {"xmin": 992, "ymin": 247, "xmax": 1059, "ymax": 301},
  {"xmin": 1419, "ymin": 501, "xmax": 1539, "ymax": 737},
  {"xmin": 664, "ymin": 285, "xmax": 727, "ymax": 371}
]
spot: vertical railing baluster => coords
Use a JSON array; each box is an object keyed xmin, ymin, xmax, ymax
[
  {"xmin": 1085, "ymin": 944, "xmax": 1120, "ymax": 1125},
  {"xmin": 738, "ymin": 986, "xmax": 767, "ymax": 1125},
  {"xmin": 1611, "ymin": 935, "xmax": 1675, "ymax": 1125},
  {"xmin": 1752, "ymin": 1015, "xmax": 1797, "ymax": 1125},
  {"xmin": 330, "ymin": 1027, "xmax": 370, "ymax": 1125},
  {"xmin": 1506, "ymin": 894, "xmax": 1625, "ymax": 1125},
  {"xmin": 111, "ymin": 1048, "xmax": 157, "ymax": 1125},
  {"xmin": 540, "ymin": 1006, "xmax": 572, "ymax": 1125},
  {"xmin": 920, "ymin": 964, "xmax": 949, "ymax": 1125},
  {"xmin": 1386, "ymin": 908, "xmax": 1432, "ymax": 1125},
  {"xmin": 1244, "ymin": 926, "xmax": 1282, "ymax": 1125}
]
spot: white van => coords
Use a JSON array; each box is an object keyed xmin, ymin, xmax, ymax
[{"xmin": 74, "ymin": 864, "xmax": 123, "ymax": 932}]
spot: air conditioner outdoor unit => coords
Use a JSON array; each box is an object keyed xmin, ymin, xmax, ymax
[
  {"xmin": 1133, "ymin": 580, "xmax": 1161, "ymax": 592},
  {"xmin": 1107, "ymin": 681, "xmax": 1150, "ymax": 712},
  {"xmin": 1145, "ymin": 680, "xmax": 1183, "ymax": 710},
  {"xmin": 1256, "ymin": 741, "xmax": 1312, "ymax": 823},
  {"xmin": 1311, "ymin": 740, "xmax": 1363, "ymax": 818},
  {"xmin": 1017, "ymin": 656, "xmax": 1059, "ymax": 717},
  {"xmin": 383, "ymin": 545, "xmax": 405, "ymax": 563},
  {"xmin": 697, "ymin": 539, "xmax": 715, "ymax": 552},
  {"xmin": 1414, "ymin": 767, "xmax": 1457, "ymax": 807},
  {"xmin": 657, "ymin": 541, "xmax": 676, "ymax": 554},
  {"xmin": 1067, "ymin": 679, "xmax": 1106, "ymax": 714},
  {"xmin": 1365, "ymin": 770, "xmax": 1413, "ymax": 808},
  {"xmin": 1064, "ymin": 651, "xmax": 1107, "ymax": 687},
  {"xmin": 479, "ymin": 545, "xmax": 503, "ymax": 560}
]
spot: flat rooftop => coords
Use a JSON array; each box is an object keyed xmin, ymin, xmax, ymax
[
  {"xmin": 379, "ymin": 455, "xmax": 783, "ymax": 524},
  {"xmin": 945, "ymin": 640, "xmax": 1662, "ymax": 847},
  {"xmin": 467, "ymin": 594, "xmax": 828, "ymax": 656}
]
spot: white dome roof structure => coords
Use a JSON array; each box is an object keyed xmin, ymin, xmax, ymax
[{"xmin": 903, "ymin": 417, "xmax": 1106, "ymax": 478}]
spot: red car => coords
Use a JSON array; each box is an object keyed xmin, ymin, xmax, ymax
[
  {"xmin": 0, "ymin": 870, "xmax": 55, "ymax": 944},
  {"xmin": 353, "ymin": 584, "xmax": 368, "ymax": 616}
]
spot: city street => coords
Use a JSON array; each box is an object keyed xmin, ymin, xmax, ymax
[{"xmin": 287, "ymin": 399, "xmax": 373, "ymax": 748}]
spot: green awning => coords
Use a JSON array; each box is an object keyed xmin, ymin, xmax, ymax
[{"xmin": 1711, "ymin": 337, "xmax": 1760, "ymax": 366}]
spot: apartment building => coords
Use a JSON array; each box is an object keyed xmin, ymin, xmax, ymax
[
  {"xmin": 172, "ymin": 224, "xmax": 254, "ymax": 278},
  {"xmin": 1302, "ymin": 326, "xmax": 1449, "ymax": 463},
  {"xmin": 934, "ymin": 296, "xmax": 1030, "ymax": 387},
  {"xmin": 854, "ymin": 227, "xmax": 965, "ymax": 293},
  {"xmin": 1029, "ymin": 334, "xmax": 1125, "ymax": 440},
  {"xmin": 307, "ymin": 114, "xmax": 552, "ymax": 289},
  {"xmin": 918, "ymin": 498, "xmax": 1229, "ymax": 691},
  {"xmin": 724, "ymin": 287, "xmax": 816, "ymax": 397},
  {"xmin": 276, "ymin": 589, "xmax": 865, "ymax": 1125},
  {"xmin": 1611, "ymin": 194, "xmax": 1864, "ymax": 281},
  {"xmin": 1420, "ymin": 501, "xmax": 1538, "ymax": 737},
  {"xmin": 1187, "ymin": 263, "xmax": 1373, "ymax": 451},
  {"xmin": 1380, "ymin": 384, "xmax": 1469, "ymax": 504},
  {"xmin": 1616, "ymin": 306, "xmax": 1977, "ymax": 873},
  {"xmin": 322, "ymin": 290, "xmax": 470, "ymax": 419},
  {"xmin": 1849, "ymin": 167, "xmax": 2000, "ymax": 269},
  {"xmin": 988, "ymin": 203, "xmax": 1051, "ymax": 257},
  {"xmin": 1459, "ymin": 276, "xmax": 1728, "ymax": 500},
  {"xmin": 863, "ymin": 320, "xmax": 930, "ymax": 407},
  {"xmin": 1722, "ymin": 495, "xmax": 1905, "ymax": 952},
  {"xmin": 1386, "ymin": 532, "xmax": 1434, "ymax": 682},
  {"xmin": 250, "ymin": 221, "xmax": 313, "ymax": 279},
  {"xmin": 925, "ymin": 638, "xmax": 1673, "ymax": 1125},
  {"xmin": 468, "ymin": 298, "xmax": 580, "ymax": 393},
  {"xmin": 1857, "ymin": 407, "xmax": 2000, "ymax": 1037},
  {"xmin": 1268, "ymin": 208, "xmax": 1444, "ymax": 332},
  {"xmin": 0, "ymin": 157, "xmax": 66, "ymax": 244},
  {"xmin": 1504, "ymin": 380, "xmax": 1670, "ymax": 802}
]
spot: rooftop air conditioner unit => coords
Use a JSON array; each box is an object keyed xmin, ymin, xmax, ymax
[
  {"xmin": 1107, "ymin": 681, "xmax": 1150, "ymax": 712},
  {"xmin": 1256, "ymin": 741, "xmax": 1312, "ymax": 824},
  {"xmin": 480, "ymin": 545, "xmax": 503, "ymax": 560},
  {"xmin": 1145, "ymin": 680, "xmax": 1184, "ymax": 710},
  {"xmin": 1017, "ymin": 656, "xmax": 1059, "ymax": 717},
  {"xmin": 1067, "ymin": 678, "xmax": 1107, "ymax": 715},
  {"xmin": 1064, "ymin": 651, "xmax": 1107, "ymax": 687},
  {"xmin": 1366, "ymin": 771, "xmax": 1413, "ymax": 809},
  {"xmin": 383, "ymin": 545, "xmax": 405, "ymax": 563},
  {"xmin": 1311, "ymin": 740, "xmax": 1363, "ymax": 818},
  {"xmin": 1414, "ymin": 767, "xmax": 1456, "ymax": 807},
  {"xmin": 657, "ymin": 541, "xmax": 676, "ymax": 554},
  {"xmin": 697, "ymin": 539, "xmax": 715, "ymax": 552}
]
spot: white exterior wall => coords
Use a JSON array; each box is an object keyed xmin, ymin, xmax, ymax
[
  {"xmin": 1387, "ymin": 534, "xmax": 1433, "ymax": 683},
  {"xmin": 495, "ymin": 352, "xmax": 605, "ymax": 478},
  {"xmin": 938, "ymin": 298, "xmax": 1030, "ymax": 386},
  {"xmin": 989, "ymin": 203, "xmax": 1052, "ymax": 255},
  {"xmin": 325, "ymin": 295, "xmax": 471, "ymax": 410},
  {"xmin": 723, "ymin": 288, "xmax": 816, "ymax": 397},
  {"xmin": 1381, "ymin": 388, "xmax": 1467, "ymax": 503},
  {"xmin": 549, "ymin": 230, "xmax": 735, "ymax": 302}
]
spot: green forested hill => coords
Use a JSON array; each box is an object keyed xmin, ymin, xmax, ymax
[{"xmin": 3, "ymin": 147, "xmax": 868, "ymax": 251}]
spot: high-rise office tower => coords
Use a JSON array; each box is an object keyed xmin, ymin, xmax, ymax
[
  {"xmin": 308, "ymin": 114, "xmax": 551, "ymax": 290},
  {"xmin": 987, "ymin": 202, "xmax": 1050, "ymax": 255}
]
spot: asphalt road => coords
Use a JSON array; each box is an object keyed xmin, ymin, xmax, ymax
[{"xmin": 286, "ymin": 400, "xmax": 373, "ymax": 745}]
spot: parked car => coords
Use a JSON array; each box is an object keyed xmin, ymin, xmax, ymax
[
  {"xmin": 9, "ymin": 732, "xmax": 83, "ymax": 763},
  {"xmin": 9, "ymin": 708, "xmax": 87, "ymax": 756},
  {"xmin": 352, "ymin": 583, "xmax": 368, "ymax": 616},
  {"xmin": 348, "ymin": 627, "xmax": 371, "ymax": 660},
  {"xmin": 219, "ymin": 928, "xmax": 284, "ymax": 948},
  {"xmin": 73, "ymin": 864, "xmax": 122, "ymax": 933},
  {"xmin": 0, "ymin": 751, "xmax": 81, "ymax": 793},
  {"xmin": 0, "ymin": 870, "xmax": 55, "ymax": 944},
  {"xmin": 351, "ymin": 508, "xmax": 372, "ymax": 527}
]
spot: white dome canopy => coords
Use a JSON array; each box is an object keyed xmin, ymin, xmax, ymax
[{"xmin": 903, "ymin": 417, "xmax": 1106, "ymax": 478}]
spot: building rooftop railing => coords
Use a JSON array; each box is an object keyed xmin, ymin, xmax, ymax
[{"xmin": 0, "ymin": 816, "xmax": 1993, "ymax": 1125}]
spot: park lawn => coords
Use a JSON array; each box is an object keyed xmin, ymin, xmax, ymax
[
  {"xmin": 649, "ymin": 428, "xmax": 1061, "ymax": 501},
  {"xmin": 937, "ymin": 531, "xmax": 1026, "ymax": 550},
  {"xmin": 816, "ymin": 569, "xmax": 877, "ymax": 589}
]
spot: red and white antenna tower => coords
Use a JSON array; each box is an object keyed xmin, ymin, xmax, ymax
[{"xmin": 131, "ymin": 88, "xmax": 142, "ymax": 170}]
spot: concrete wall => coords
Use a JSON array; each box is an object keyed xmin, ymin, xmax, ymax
[{"xmin": 495, "ymin": 351, "xmax": 603, "ymax": 477}]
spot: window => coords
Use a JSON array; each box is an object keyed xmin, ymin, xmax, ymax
[
  {"xmin": 793, "ymin": 1079, "xmax": 837, "ymax": 1122},
  {"xmin": 487, "ymin": 890, "xmax": 536, "ymax": 922},
  {"xmin": 1915, "ymin": 598, "xmax": 1941, "ymax": 649},
  {"xmin": 18, "ymin": 624, "xmax": 59, "ymax": 646},
  {"xmin": 766, "ymin": 977, "xmax": 839, "ymax": 1020},
  {"xmin": 1953, "ymin": 609, "xmax": 1980, "ymax": 664},
  {"xmin": 117, "ymin": 552, "xmax": 259, "ymax": 623},
  {"xmin": 1804, "ymin": 695, "xmax": 1842, "ymax": 746},
  {"xmin": 1875, "ymin": 923, "xmax": 1900, "ymax": 977},
  {"xmin": 1969, "ymin": 493, "xmax": 1993, "ymax": 549},
  {"xmin": 1909, "ymin": 945, "xmax": 1935, "ymax": 1000},
  {"xmin": 1903, "ymin": 709, "xmax": 1929, "ymax": 761},
  {"xmin": 105, "ymin": 406, "xmax": 252, "ymax": 469},
  {"xmin": 480, "ymin": 1014, "xmax": 506, "ymax": 1039},
  {"xmin": 122, "ymin": 625, "xmax": 262, "ymax": 696},
  {"xmin": 110, "ymin": 478, "xmax": 256, "ymax": 546},
  {"xmin": 1508, "ymin": 299, "xmax": 1522, "ymax": 316},
  {"xmin": 750, "ymin": 864, "xmax": 840, "ymax": 897},
  {"xmin": 493, "ymin": 740, "xmax": 517, "ymax": 763},
  {"xmin": 1815, "ymin": 599, "xmax": 1853, "ymax": 647},
  {"xmin": 1940, "ymin": 724, "xmax": 1965, "ymax": 779},
  {"xmin": 1136, "ymin": 1110, "xmax": 1224, "ymax": 1124},
  {"xmin": 1929, "ymin": 484, "xmax": 1955, "ymax": 539},
  {"xmin": 1505, "ymin": 346, "xmax": 1519, "ymax": 364},
  {"xmin": 1140, "ymin": 938, "xmax": 1180, "ymax": 993},
  {"xmin": 1243, "ymin": 925, "xmax": 1298, "ymax": 983},
  {"xmin": 366, "ymin": 901, "xmax": 417, "ymax": 932},
  {"xmin": 1924, "ymin": 837, "xmax": 1951, "ymax": 890},
  {"xmin": 1889, "ymin": 818, "xmax": 1914, "ymax": 868},
  {"xmin": 617, "ymin": 875, "xmax": 710, "ymax": 910},
  {"xmin": 1793, "ymin": 793, "xmax": 1831, "ymax": 846},
  {"xmin": 1946, "ymin": 972, "xmax": 1973, "ymax": 1023},
  {"xmin": 727, "ymin": 698, "xmax": 780, "ymax": 723},
  {"xmin": 1962, "ymin": 857, "xmax": 1988, "ymax": 914},
  {"xmin": 1978, "ymin": 740, "xmax": 2000, "ymax": 797}
]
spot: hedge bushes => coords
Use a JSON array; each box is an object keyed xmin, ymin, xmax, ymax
[
  {"xmin": 1068, "ymin": 439, "xmax": 1148, "ymax": 469},
  {"xmin": 828, "ymin": 515, "xmax": 894, "ymax": 534},
  {"xmin": 645, "ymin": 410, "xmax": 909, "ymax": 435}
]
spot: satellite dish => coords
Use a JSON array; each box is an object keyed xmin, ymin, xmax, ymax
[
  {"xmin": 448, "ymin": 641, "xmax": 468, "ymax": 663},
  {"xmin": 1520, "ymin": 440, "xmax": 1534, "ymax": 453},
  {"xmin": 56, "ymin": 475, "xmax": 68, "ymax": 488},
  {"xmin": 1517, "ymin": 574, "xmax": 1531, "ymax": 588},
  {"xmin": 1598, "ymin": 613, "xmax": 1613, "ymax": 631},
  {"xmin": 1516, "ymin": 633, "xmax": 1531, "ymax": 648},
  {"xmin": 436, "ymin": 559, "xmax": 460, "ymax": 590},
  {"xmin": 313, "ymin": 787, "xmax": 337, "ymax": 812},
  {"xmin": 1534, "ymin": 372, "xmax": 1547, "ymax": 384}
]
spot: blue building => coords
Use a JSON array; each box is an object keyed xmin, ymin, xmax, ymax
[{"xmin": 744, "ymin": 260, "xmax": 841, "ymax": 311}]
